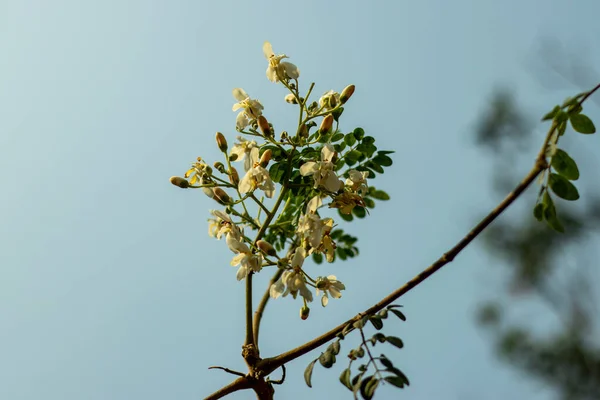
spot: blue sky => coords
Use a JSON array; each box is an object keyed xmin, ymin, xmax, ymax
[{"xmin": 2, "ymin": 1, "xmax": 599, "ymax": 399}]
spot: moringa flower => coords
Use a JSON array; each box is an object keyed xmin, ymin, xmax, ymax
[
  {"xmin": 232, "ymin": 88, "xmax": 264, "ymax": 130},
  {"xmin": 226, "ymin": 232, "xmax": 262, "ymax": 280},
  {"xmin": 269, "ymin": 247, "xmax": 313, "ymax": 302},
  {"xmin": 345, "ymin": 169, "xmax": 369, "ymax": 196},
  {"xmin": 238, "ymin": 164, "xmax": 275, "ymax": 198},
  {"xmin": 230, "ymin": 136, "xmax": 260, "ymax": 172},
  {"xmin": 263, "ymin": 41, "xmax": 300, "ymax": 83},
  {"xmin": 207, "ymin": 210, "xmax": 241, "ymax": 240},
  {"xmin": 315, "ymin": 275, "xmax": 345, "ymax": 307},
  {"xmin": 300, "ymin": 144, "xmax": 343, "ymax": 193}
]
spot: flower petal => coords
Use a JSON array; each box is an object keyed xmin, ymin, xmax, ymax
[
  {"xmin": 232, "ymin": 88, "xmax": 248, "ymax": 101},
  {"xmin": 263, "ymin": 41, "xmax": 274, "ymax": 59}
]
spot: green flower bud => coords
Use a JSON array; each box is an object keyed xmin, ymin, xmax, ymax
[
  {"xmin": 340, "ymin": 84, "xmax": 355, "ymax": 104},
  {"xmin": 212, "ymin": 188, "xmax": 231, "ymax": 205},
  {"xmin": 229, "ymin": 166, "xmax": 240, "ymax": 185},
  {"xmin": 213, "ymin": 161, "xmax": 226, "ymax": 173},
  {"xmin": 257, "ymin": 115, "xmax": 272, "ymax": 137},
  {"xmin": 256, "ymin": 240, "xmax": 277, "ymax": 256},
  {"xmin": 300, "ymin": 305, "xmax": 310, "ymax": 320},
  {"xmin": 215, "ymin": 132, "xmax": 228, "ymax": 152},
  {"xmin": 319, "ymin": 114, "xmax": 334, "ymax": 134},
  {"xmin": 259, "ymin": 149, "xmax": 272, "ymax": 168},
  {"xmin": 169, "ymin": 176, "xmax": 189, "ymax": 189}
]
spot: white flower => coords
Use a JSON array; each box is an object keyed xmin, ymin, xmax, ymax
[
  {"xmin": 269, "ymin": 247, "xmax": 313, "ymax": 302},
  {"xmin": 207, "ymin": 210, "xmax": 241, "ymax": 240},
  {"xmin": 345, "ymin": 169, "xmax": 369, "ymax": 196},
  {"xmin": 298, "ymin": 212, "xmax": 334, "ymax": 250},
  {"xmin": 319, "ymin": 90, "xmax": 340, "ymax": 110},
  {"xmin": 232, "ymin": 88, "xmax": 264, "ymax": 130},
  {"xmin": 300, "ymin": 144, "xmax": 343, "ymax": 192},
  {"xmin": 316, "ymin": 275, "xmax": 345, "ymax": 307},
  {"xmin": 238, "ymin": 164, "xmax": 275, "ymax": 198},
  {"xmin": 230, "ymin": 136, "xmax": 260, "ymax": 171},
  {"xmin": 226, "ymin": 232, "xmax": 262, "ymax": 280},
  {"xmin": 263, "ymin": 41, "xmax": 300, "ymax": 83}
]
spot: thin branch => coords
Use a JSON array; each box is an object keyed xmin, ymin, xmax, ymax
[
  {"xmin": 203, "ymin": 377, "xmax": 251, "ymax": 400},
  {"xmin": 253, "ymin": 268, "xmax": 284, "ymax": 345},
  {"xmin": 208, "ymin": 366, "xmax": 246, "ymax": 377},
  {"xmin": 267, "ymin": 364, "xmax": 286, "ymax": 385},
  {"xmin": 257, "ymin": 160, "xmax": 545, "ymax": 374}
]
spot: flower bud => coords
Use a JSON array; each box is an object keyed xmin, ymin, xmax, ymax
[
  {"xmin": 229, "ymin": 166, "xmax": 240, "ymax": 185},
  {"xmin": 169, "ymin": 176, "xmax": 189, "ymax": 189},
  {"xmin": 204, "ymin": 165, "xmax": 213, "ymax": 176},
  {"xmin": 257, "ymin": 115, "xmax": 272, "ymax": 137},
  {"xmin": 300, "ymin": 305, "xmax": 310, "ymax": 320},
  {"xmin": 299, "ymin": 124, "xmax": 308, "ymax": 138},
  {"xmin": 259, "ymin": 149, "xmax": 272, "ymax": 168},
  {"xmin": 212, "ymin": 187, "xmax": 232, "ymax": 205},
  {"xmin": 229, "ymin": 153, "xmax": 239, "ymax": 162},
  {"xmin": 215, "ymin": 132, "xmax": 228, "ymax": 152},
  {"xmin": 213, "ymin": 161, "xmax": 226, "ymax": 173},
  {"xmin": 319, "ymin": 114, "xmax": 334, "ymax": 134},
  {"xmin": 340, "ymin": 84, "xmax": 355, "ymax": 104},
  {"xmin": 284, "ymin": 94, "xmax": 298, "ymax": 104},
  {"xmin": 257, "ymin": 240, "xmax": 277, "ymax": 256}
]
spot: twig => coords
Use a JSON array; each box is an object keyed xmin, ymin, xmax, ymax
[
  {"xmin": 253, "ymin": 268, "xmax": 284, "ymax": 345},
  {"xmin": 208, "ymin": 366, "xmax": 246, "ymax": 377},
  {"xmin": 203, "ymin": 377, "xmax": 251, "ymax": 400},
  {"xmin": 267, "ymin": 365, "xmax": 286, "ymax": 385}
]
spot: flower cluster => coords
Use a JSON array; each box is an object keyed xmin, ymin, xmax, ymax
[{"xmin": 170, "ymin": 41, "xmax": 394, "ymax": 317}]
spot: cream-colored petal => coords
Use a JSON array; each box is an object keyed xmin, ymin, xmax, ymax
[
  {"xmin": 299, "ymin": 162, "xmax": 318, "ymax": 176},
  {"xmin": 263, "ymin": 41, "xmax": 274, "ymax": 59},
  {"xmin": 321, "ymin": 295, "xmax": 329, "ymax": 307},
  {"xmin": 232, "ymin": 88, "xmax": 248, "ymax": 101},
  {"xmin": 236, "ymin": 112, "xmax": 249, "ymax": 130},
  {"xmin": 266, "ymin": 66, "xmax": 278, "ymax": 82},
  {"xmin": 281, "ymin": 62, "xmax": 299, "ymax": 79},
  {"xmin": 238, "ymin": 170, "xmax": 254, "ymax": 194}
]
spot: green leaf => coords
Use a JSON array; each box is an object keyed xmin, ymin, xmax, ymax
[
  {"xmin": 551, "ymin": 149, "xmax": 579, "ymax": 180},
  {"xmin": 542, "ymin": 192, "xmax": 564, "ymax": 233},
  {"xmin": 570, "ymin": 114, "xmax": 596, "ymax": 134},
  {"xmin": 339, "ymin": 368, "xmax": 352, "ymax": 391},
  {"xmin": 304, "ymin": 359, "xmax": 317, "ymax": 388},
  {"xmin": 570, "ymin": 113, "xmax": 596, "ymax": 134},
  {"xmin": 384, "ymin": 376, "xmax": 407, "ymax": 388},
  {"xmin": 345, "ymin": 149, "xmax": 362, "ymax": 166},
  {"xmin": 389, "ymin": 308, "xmax": 406, "ymax": 321},
  {"xmin": 312, "ymin": 252, "xmax": 323, "ymax": 264},
  {"xmin": 363, "ymin": 197, "xmax": 375, "ymax": 209},
  {"xmin": 549, "ymin": 173, "xmax": 579, "ymax": 201},
  {"xmin": 361, "ymin": 376, "xmax": 379, "ymax": 400},
  {"xmin": 331, "ymin": 340, "xmax": 341, "ymax": 355},
  {"xmin": 373, "ymin": 153, "xmax": 393, "ymax": 167},
  {"xmin": 331, "ymin": 132, "xmax": 344, "ymax": 142},
  {"xmin": 352, "ymin": 206, "xmax": 367, "ymax": 218},
  {"xmin": 319, "ymin": 351, "xmax": 335, "ymax": 368},
  {"xmin": 541, "ymin": 105, "xmax": 560, "ymax": 121},
  {"xmin": 369, "ymin": 316, "xmax": 384, "ymax": 330},
  {"xmin": 533, "ymin": 203, "xmax": 544, "ymax": 222},
  {"xmin": 362, "ymin": 136, "xmax": 376, "ymax": 145},
  {"xmin": 372, "ymin": 333, "xmax": 386, "ymax": 343},
  {"xmin": 379, "ymin": 354, "xmax": 393, "ymax": 368},
  {"xmin": 387, "ymin": 367, "xmax": 410, "ymax": 386},
  {"xmin": 371, "ymin": 190, "xmax": 390, "ymax": 200},
  {"xmin": 353, "ymin": 316, "xmax": 368, "ymax": 329},
  {"xmin": 344, "ymin": 134, "xmax": 357, "ymax": 146},
  {"xmin": 332, "ymin": 107, "xmax": 344, "ymax": 122},
  {"xmin": 353, "ymin": 127, "xmax": 365, "ymax": 140},
  {"xmin": 366, "ymin": 160, "xmax": 384, "ymax": 174},
  {"xmin": 339, "ymin": 209, "xmax": 353, "ymax": 221},
  {"xmin": 386, "ymin": 336, "xmax": 404, "ymax": 349}
]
